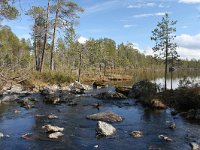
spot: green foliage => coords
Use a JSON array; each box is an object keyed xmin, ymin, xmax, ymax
[
  {"xmin": 0, "ymin": 26, "xmax": 31, "ymax": 67},
  {"xmin": 0, "ymin": 0, "xmax": 19, "ymax": 20}
]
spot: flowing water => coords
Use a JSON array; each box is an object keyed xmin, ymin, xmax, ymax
[{"xmin": 0, "ymin": 87, "xmax": 200, "ymax": 150}]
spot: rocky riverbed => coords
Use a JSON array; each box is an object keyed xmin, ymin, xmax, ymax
[{"xmin": 0, "ymin": 81, "xmax": 200, "ymax": 150}]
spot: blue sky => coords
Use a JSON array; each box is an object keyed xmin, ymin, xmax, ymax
[{"xmin": 2, "ymin": 0, "xmax": 200, "ymax": 59}]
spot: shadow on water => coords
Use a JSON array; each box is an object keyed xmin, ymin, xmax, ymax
[{"xmin": 1, "ymin": 87, "xmax": 200, "ymax": 150}]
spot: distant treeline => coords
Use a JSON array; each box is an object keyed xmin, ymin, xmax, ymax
[{"xmin": 0, "ymin": 25, "xmax": 199, "ymax": 76}]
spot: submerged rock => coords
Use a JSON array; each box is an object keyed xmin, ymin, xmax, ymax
[
  {"xmin": 48, "ymin": 114, "xmax": 58, "ymax": 119},
  {"xmin": 42, "ymin": 125, "xmax": 64, "ymax": 133},
  {"xmin": 86, "ymin": 112, "xmax": 123, "ymax": 123},
  {"xmin": 150, "ymin": 99, "xmax": 166, "ymax": 109},
  {"xmin": 95, "ymin": 92, "xmax": 127, "ymax": 99},
  {"xmin": 48, "ymin": 132, "xmax": 64, "ymax": 139},
  {"xmin": 93, "ymin": 81, "xmax": 107, "ymax": 89},
  {"xmin": 44, "ymin": 94, "xmax": 60, "ymax": 104},
  {"xmin": 130, "ymin": 131, "xmax": 143, "ymax": 138},
  {"xmin": 190, "ymin": 142, "xmax": 200, "ymax": 150},
  {"xmin": 158, "ymin": 135, "xmax": 173, "ymax": 142},
  {"xmin": 148, "ymin": 145, "xmax": 163, "ymax": 150},
  {"xmin": 68, "ymin": 101, "xmax": 77, "ymax": 106},
  {"xmin": 168, "ymin": 122, "xmax": 176, "ymax": 129},
  {"xmin": 96, "ymin": 121, "xmax": 116, "ymax": 136},
  {"xmin": 18, "ymin": 97, "xmax": 36, "ymax": 109},
  {"xmin": 115, "ymin": 86, "xmax": 131, "ymax": 96}
]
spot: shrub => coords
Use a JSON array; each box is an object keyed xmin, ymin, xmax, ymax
[{"xmin": 32, "ymin": 71, "xmax": 75, "ymax": 85}]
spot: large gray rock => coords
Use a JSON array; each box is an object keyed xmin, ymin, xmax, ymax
[
  {"xmin": 190, "ymin": 142, "xmax": 200, "ymax": 150},
  {"xmin": 86, "ymin": 112, "xmax": 123, "ymax": 123},
  {"xmin": 67, "ymin": 81, "xmax": 91, "ymax": 94},
  {"xmin": 0, "ymin": 94, "xmax": 19, "ymax": 103},
  {"xmin": 96, "ymin": 121, "xmax": 116, "ymax": 136}
]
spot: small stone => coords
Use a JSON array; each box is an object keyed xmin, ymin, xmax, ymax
[
  {"xmin": 68, "ymin": 101, "xmax": 77, "ymax": 106},
  {"xmin": 96, "ymin": 121, "xmax": 116, "ymax": 136},
  {"xmin": 42, "ymin": 125, "xmax": 64, "ymax": 132},
  {"xmin": 130, "ymin": 131, "xmax": 143, "ymax": 138},
  {"xmin": 0, "ymin": 132, "xmax": 4, "ymax": 138},
  {"xmin": 14, "ymin": 110, "xmax": 21, "ymax": 113},
  {"xmin": 48, "ymin": 114, "xmax": 58, "ymax": 119},
  {"xmin": 169, "ymin": 122, "xmax": 176, "ymax": 129},
  {"xmin": 0, "ymin": 132, "xmax": 9, "ymax": 138},
  {"xmin": 190, "ymin": 142, "xmax": 200, "ymax": 150},
  {"xmin": 48, "ymin": 132, "xmax": 64, "ymax": 139},
  {"xmin": 158, "ymin": 135, "xmax": 173, "ymax": 142}
]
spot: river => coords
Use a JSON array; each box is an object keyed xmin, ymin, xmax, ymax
[{"xmin": 0, "ymin": 84, "xmax": 200, "ymax": 150}]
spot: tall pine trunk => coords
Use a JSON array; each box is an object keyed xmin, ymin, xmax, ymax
[
  {"xmin": 40, "ymin": 0, "xmax": 50, "ymax": 72},
  {"xmin": 164, "ymin": 40, "xmax": 168, "ymax": 91},
  {"xmin": 50, "ymin": 0, "xmax": 60, "ymax": 71}
]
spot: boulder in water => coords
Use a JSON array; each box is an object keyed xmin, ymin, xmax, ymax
[
  {"xmin": 96, "ymin": 121, "xmax": 116, "ymax": 136},
  {"xmin": 86, "ymin": 112, "xmax": 123, "ymax": 123},
  {"xmin": 190, "ymin": 142, "xmax": 200, "ymax": 150},
  {"xmin": 95, "ymin": 92, "xmax": 127, "ymax": 99},
  {"xmin": 42, "ymin": 125, "xmax": 64, "ymax": 133}
]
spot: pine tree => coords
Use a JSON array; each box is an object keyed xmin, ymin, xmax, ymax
[{"xmin": 151, "ymin": 13, "xmax": 178, "ymax": 91}]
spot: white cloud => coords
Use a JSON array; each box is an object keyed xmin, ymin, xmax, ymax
[
  {"xmin": 176, "ymin": 34, "xmax": 200, "ymax": 49},
  {"xmin": 123, "ymin": 24, "xmax": 135, "ymax": 28},
  {"xmin": 85, "ymin": 0, "xmax": 119, "ymax": 14},
  {"xmin": 127, "ymin": 5, "xmax": 140, "ymax": 8},
  {"xmin": 175, "ymin": 33, "xmax": 200, "ymax": 59},
  {"xmin": 176, "ymin": 47, "xmax": 200, "ymax": 59},
  {"xmin": 179, "ymin": 0, "xmax": 200, "ymax": 3},
  {"xmin": 133, "ymin": 12, "xmax": 166, "ymax": 18},
  {"xmin": 144, "ymin": 34, "xmax": 200, "ymax": 60},
  {"xmin": 146, "ymin": 3, "xmax": 156, "ymax": 7},
  {"xmin": 127, "ymin": 2, "xmax": 156, "ymax": 9},
  {"xmin": 78, "ymin": 36, "xmax": 88, "ymax": 44}
]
